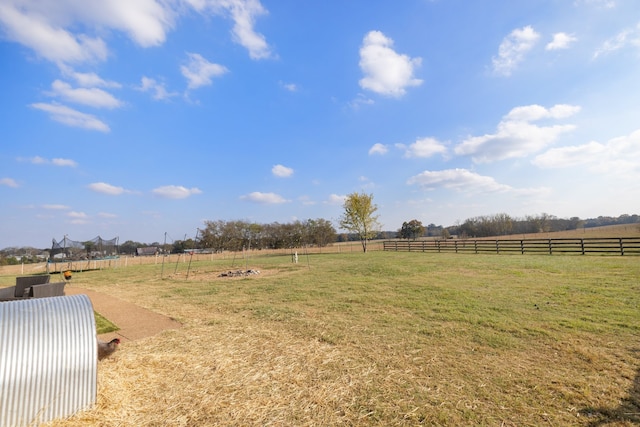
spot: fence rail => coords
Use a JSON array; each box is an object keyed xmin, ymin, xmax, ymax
[{"xmin": 383, "ymin": 237, "xmax": 640, "ymax": 256}]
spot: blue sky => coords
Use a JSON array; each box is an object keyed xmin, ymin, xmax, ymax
[{"xmin": 1, "ymin": 0, "xmax": 639, "ymax": 248}]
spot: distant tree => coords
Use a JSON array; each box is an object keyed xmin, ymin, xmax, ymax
[
  {"xmin": 339, "ymin": 192, "xmax": 381, "ymax": 253},
  {"xmin": 399, "ymin": 219, "xmax": 425, "ymax": 241},
  {"xmin": 306, "ymin": 218, "xmax": 337, "ymax": 247},
  {"xmin": 118, "ymin": 240, "xmax": 140, "ymax": 255}
]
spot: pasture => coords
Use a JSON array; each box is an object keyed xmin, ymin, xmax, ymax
[{"xmin": 3, "ymin": 251, "xmax": 640, "ymax": 426}]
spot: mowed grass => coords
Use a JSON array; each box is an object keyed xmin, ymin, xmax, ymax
[
  {"xmin": 29, "ymin": 251, "xmax": 640, "ymax": 426},
  {"xmin": 95, "ymin": 311, "xmax": 119, "ymax": 335}
]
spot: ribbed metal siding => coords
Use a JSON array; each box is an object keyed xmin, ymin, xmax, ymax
[{"xmin": 0, "ymin": 294, "xmax": 97, "ymax": 427}]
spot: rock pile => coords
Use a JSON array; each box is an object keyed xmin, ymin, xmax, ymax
[{"xmin": 218, "ymin": 269, "xmax": 261, "ymax": 277}]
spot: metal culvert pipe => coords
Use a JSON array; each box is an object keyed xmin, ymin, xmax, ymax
[{"xmin": 0, "ymin": 294, "xmax": 97, "ymax": 426}]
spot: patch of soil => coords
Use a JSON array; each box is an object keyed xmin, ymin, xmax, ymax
[{"xmin": 65, "ymin": 287, "xmax": 181, "ymax": 343}]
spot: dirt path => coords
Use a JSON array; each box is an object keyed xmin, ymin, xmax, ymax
[{"xmin": 66, "ymin": 287, "xmax": 181, "ymax": 343}]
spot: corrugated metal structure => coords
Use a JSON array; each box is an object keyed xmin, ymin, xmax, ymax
[{"xmin": 0, "ymin": 295, "xmax": 97, "ymax": 427}]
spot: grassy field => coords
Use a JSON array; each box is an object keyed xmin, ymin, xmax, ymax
[{"xmin": 2, "ymin": 248, "xmax": 639, "ymax": 425}]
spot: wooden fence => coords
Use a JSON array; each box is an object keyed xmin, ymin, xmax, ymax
[{"xmin": 383, "ymin": 237, "xmax": 640, "ymax": 256}]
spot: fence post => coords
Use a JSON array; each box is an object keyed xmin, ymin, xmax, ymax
[
  {"xmin": 580, "ymin": 239, "xmax": 585, "ymax": 255},
  {"xmin": 455, "ymin": 240, "xmax": 458, "ymax": 253},
  {"xmin": 548, "ymin": 239, "xmax": 552, "ymax": 255},
  {"xmin": 620, "ymin": 238, "xmax": 624, "ymax": 256},
  {"xmin": 520, "ymin": 240, "xmax": 524, "ymax": 255},
  {"xmin": 474, "ymin": 240, "xmax": 478, "ymax": 254}
]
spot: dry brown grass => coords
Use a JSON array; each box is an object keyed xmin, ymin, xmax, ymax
[{"xmin": 22, "ymin": 248, "xmax": 637, "ymax": 427}]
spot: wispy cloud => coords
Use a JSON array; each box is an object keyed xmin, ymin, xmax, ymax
[
  {"xmin": 30, "ymin": 102, "xmax": 109, "ymax": 132},
  {"xmin": 533, "ymin": 128, "xmax": 640, "ymax": 178},
  {"xmin": 152, "ymin": 185, "xmax": 202, "ymax": 199},
  {"xmin": 17, "ymin": 156, "xmax": 78, "ymax": 168},
  {"xmin": 454, "ymin": 104, "xmax": 580, "ymax": 163},
  {"xmin": 0, "ymin": 2, "xmax": 108, "ymax": 64},
  {"xmin": 368, "ymin": 143, "xmax": 388, "ymax": 155},
  {"xmin": 492, "ymin": 26, "xmax": 540, "ymax": 76},
  {"xmin": 272, "ymin": 164, "xmax": 294, "ymax": 178},
  {"xmin": 593, "ymin": 22, "xmax": 640, "ymax": 59},
  {"xmin": 185, "ymin": 0, "xmax": 274, "ymax": 60},
  {"xmin": 49, "ymin": 80, "xmax": 123, "ymax": 109},
  {"xmin": 326, "ymin": 194, "xmax": 346, "ymax": 205},
  {"xmin": 52, "ymin": 158, "xmax": 78, "ymax": 167},
  {"xmin": 359, "ymin": 30, "xmax": 422, "ymax": 97},
  {"xmin": 67, "ymin": 211, "xmax": 89, "ymax": 224},
  {"xmin": 20, "ymin": 156, "xmax": 78, "ymax": 167},
  {"xmin": 88, "ymin": 182, "xmax": 132, "ymax": 195},
  {"xmin": 181, "ymin": 53, "xmax": 228, "ymax": 90},
  {"xmin": 59, "ymin": 66, "xmax": 122, "ymax": 88},
  {"xmin": 574, "ymin": 0, "xmax": 616, "ymax": 9},
  {"xmin": 0, "ymin": 178, "xmax": 19, "ymax": 188},
  {"xmin": 396, "ymin": 137, "xmax": 447, "ymax": 158},
  {"xmin": 137, "ymin": 76, "xmax": 178, "ymax": 100},
  {"xmin": 240, "ymin": 191, "xmax": 289, "ymax": 204},
  {"xmin": 546, "ymin": 32, "xmax": 578, "ymax": 50},
  {"xmin": 407, "ymin": 168, "xmax": 545, "ymax": 196},
  {"xmin": 97, "ymin": 212, "xmax": 118, "ymax": 218},
  {"xmin": 279, "ymin": 81, "xmax": 298, "ymax": 92},
  {"xmin": 348, "ymin": 93, "xmax": 375, "ymax": 110},
  {"xmin": 42, "ymin": 204, "xmax": 70, "ymax": 210}
]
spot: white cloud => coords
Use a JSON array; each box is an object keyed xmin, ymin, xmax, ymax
[
  {"xmin": 396, "ymin": 137, "xmax": 447, "ymax": 158},
  {"xmin": 181, "ymin": 53, "xmax": 228, "ymax": 90},
  {"xmin": 359, "ymin": 30, "xmax": 422, "ymax": 97},
  {"xmin": 0, "ymin": 178, "xmax": 19, "ymax": 188},
  {"xmin": 0, "ymin": 0, "xmax": 274, "ymax": 69},
  {"xmin": 407, "ymin": 168, "xmax": 545, "ymax": 196},
  {"xmin": 19, "ymin": 156, "xmax": 46, "ymax": 164},
  {"xmin": 454, "ymin": 104, "xmax": 580, "ymax": 163},
  {"xmin": 67, "ymin": 210, "xmax": 89, "ymax": 224},
  {"xmin": 546, "ymin": 32, "xmax": 578, "ymax": 50},
  {"xmin": 19, "ymin": 156, "xmax": 77, "ymax": 167},
  {"xmin": 593, "ymin": 22, "xmax": 640, "ymax": 59},
  {"xmin": 52, "ymin": 158, "xmax": 78, "ymax": 167},
  {"xmin": 50, "ymin": 80, "xmax": 123, "ymax": 109},
  {"xmin": 88, "ymin": 182, "xmax": 129, "ymax": 195},
  {"xmin": 240, "ymin": 191, "xmax": 289, "ymax": 204},
  {"xmin": 30, "ymin": 102, "xmax": 110, "ymax": 132},
  {"xmin": 152, "ymin": 185, "xmax": 202, "ymax": 199},
  {"xmin": 534, "ymin": 129, "xmax": 640, "ymax": 177},
  {"xmin": 348, "ymin": 94, "xmax": 375, "ymax": 110},
  {"xmin": 492, "ymin": 26, "xmax": 540, "ymax": 76},
  {"xmin": 407, "ymin": 169, "xmax": 511, "ymax": 192},
  {"xmin": 533, "ymin": 141, "xmax": 605, "ymax": 168},
  {"xmin": 185, "ymin": 0, "xmax": 273, "ymax": 60},
  {"xmin": 368, "ymin": 143, "xmax": 388, "ymax": 155},
  {"xmin": 0, "ymin": 0, "xmax": 176, "ymax": 64},
  {"xmin": 326, "ymin": 194, "xmax": 346, "ymax": 205},
  {"xmin": 574, "ymin": 0, "xmax": 616, "ymax": 8},
  {"xmin": 97, "ymin": 212, "xmax": 117, "ymax": 218},
  {"xmin": 279, "ymin": 82, "xmax": 298, "ymax": 92},
  {"xmin": 137, "ymin": 76, "xmax": 178, "ymax": 100},
  {"xmin": 42, "ymin": 204, "xmax": 70, "ymax": 210},
  {"xmin": 272, "ymin": 164, "xmax": 294, "ymax": 178},
  {"xmin": 60, "ymin": 67, "xmax": 121, "ymax": 88},
  {"xmin": 0, "ymin": 2, "xmax": 108, "ymax": 64}
]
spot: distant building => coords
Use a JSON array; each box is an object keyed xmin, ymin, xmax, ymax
[{"xmin": 136, "ymin": 247, "xmax": 158, "ymax": 256}]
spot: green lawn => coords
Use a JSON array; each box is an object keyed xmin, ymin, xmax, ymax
[{"xmin": 94, "ymin": 310, "xmax": 118, "ymax": 334}]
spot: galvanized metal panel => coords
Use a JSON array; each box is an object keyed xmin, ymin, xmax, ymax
[{"xmin": 0, "ymin": 294, "xmax": 97, "ymax": 427}]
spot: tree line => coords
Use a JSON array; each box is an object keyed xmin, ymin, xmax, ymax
[{"xmin": 198, "ymin": 218, "xmax": 337, "ymax": 252}]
